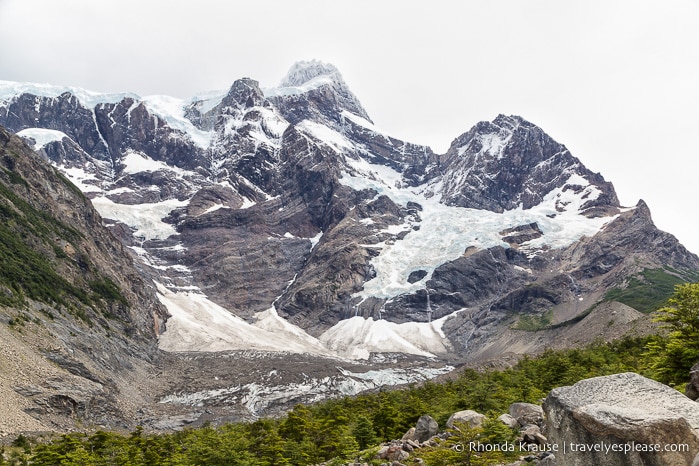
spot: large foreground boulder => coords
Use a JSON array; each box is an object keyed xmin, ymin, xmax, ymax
[{"xmin": 544, "ymin": 372, "xmax": 699, "ymax": 465}]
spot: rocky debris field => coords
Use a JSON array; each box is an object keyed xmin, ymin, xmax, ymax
[
  {"xmin": 145, "ymin": 350, "xmax": 452, "ymax": 430},
  {"xmin": 0, "ymin": 325, "xmax": 53, "ymax": 437}
]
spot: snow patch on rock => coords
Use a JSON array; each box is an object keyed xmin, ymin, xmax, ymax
[
  {"xmin": 59, "ymin": 165, "xmax": 103, "ymax": 193},
  {"xmin": 120, "ymin": 150, "xmax": 196, "ymax": 177},
  {"xmin": 297, "ymin": 120, "xmax": 353, "ymax": 152},
  {"xmin": 142, "ymin": 95, "xmax": 213, "ymax": 148},
  {"xmin": 91, "ymin": 197, "xmax": 187, "ymax": 241},
  {"xmin": 16, "ymin": 128, "xmax": 67, "ymax": 149}
]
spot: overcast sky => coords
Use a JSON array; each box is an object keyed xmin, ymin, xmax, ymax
[{"xmin": 1, "ymin": 0, "xmax": 698, "ymax": 254}]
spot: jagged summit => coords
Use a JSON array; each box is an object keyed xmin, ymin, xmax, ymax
[
  {"xmin": 491, "ymin": 113, "xmax": 525, "ymax": 130},
  {"xmin": 267, "ymin": 60, "xmax": 372, "ymax": 124},
  {"xmin": 0, "ymin": 79, "xmax": 140, "ymax": 108},
  {"xmin": 220, "ymin": 77, "xmax": 267, "ymax": 109},
  {"xmin": 279, "ymin": 60, "xmax": 341, "ymax": 87},
  {"xmin": 435, "ymin": 114, "xmax": 620, "ymax": 214}
]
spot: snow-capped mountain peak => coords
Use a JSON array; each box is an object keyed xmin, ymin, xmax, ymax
[
  {"xmin": 436, "ymin": 114, "xmax": 619, "ymax": 214},
  {"xmin": 4, "ymin": 64, "xmax": 699, "ymax": 432},
  {"xmin": 266, "ymin": 60, "xmax": 372, "ymax": 124},
  {"xmin": 278, "ymin": 59, "xmax": 342, "ymax": 88}
]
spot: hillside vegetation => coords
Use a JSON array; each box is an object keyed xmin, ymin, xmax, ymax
[{"xmin": 0, "ymin": 336, "xmax": 656, "ymax": 465}]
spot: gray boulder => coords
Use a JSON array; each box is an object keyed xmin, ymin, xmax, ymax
[
  {"xmin": 509, "ymin": 402, "xmax": 544, "ymax": 427},
  {"xmin": 400, "ymin": 427, "xmax": 416, "ymax": 442},
  {"xmin": 544, "ymin": 372, "xmax": 699, "ymax": 466},
  {"xmin": 446, "ymin": 409, "xmax": 486, "ymax": 429},
  {"xmin": 414, "ymin": 415, "xmax": 439, "ymax": 443},
  {"xmin": 520, "ymin": 424, "xmax": 548, "ymax": 446},
  {"xmin": 498, "ymin": 413, "xmax": 519, "ymax": 429}
]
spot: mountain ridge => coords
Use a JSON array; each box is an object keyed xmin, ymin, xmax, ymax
[
  {"xmin": 1, "ymin": 61, "xmax": 694, "ymax": 340},
  {"xmin": 1, "ymin": 60, "xmax": 698, "ymax": 429}
]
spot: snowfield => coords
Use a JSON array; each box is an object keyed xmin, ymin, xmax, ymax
[
  {"xmin": 156, "ymin": 283, "xmax": 456, "ymax": 360},
  {"xmin": 319, "ymin": 315, "xmax": 453, "ymax": 359},
  {"xmin": 90, "ymin": 197, "xmax": 188, "ymax": 241},
  {"xmin": 156, "ymin": 284, "xmax": 329, "ymax": 355}
]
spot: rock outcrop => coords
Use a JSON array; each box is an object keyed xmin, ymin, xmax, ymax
[{"xmin": 544, "ymin": 372, "xmax": 699, "ymax": 466}]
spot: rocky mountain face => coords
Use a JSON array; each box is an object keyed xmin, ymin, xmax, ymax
[
  {"xmin": 435, "ymin": 115, "xmax": 619, "ymax": 215},
  {"xmin": 0, "ymin": 125, "xmax": 167, "ymax": 433},
  {"xmin": 1, "ymin": 59, "xmax": 698, "ymax": 430}
]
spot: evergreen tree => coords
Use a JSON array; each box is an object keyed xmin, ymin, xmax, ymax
[
  {"xmin": 647, "ymin": 282, "xmax": 699, "ymax": 386},
  {"xmin": 352, "ymin": 415, "xmax": 378, "ymax": 449},
  {"xmin": 247, "ymin": 419, "xmax": 289, "ymax": 465},
  {"xmin": 371, "ymin": 394, "xmax": 401, "ymax": 441}
]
